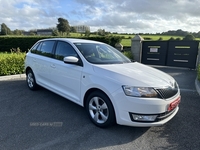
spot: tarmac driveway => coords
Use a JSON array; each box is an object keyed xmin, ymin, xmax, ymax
[{"xmin": 0, "ymin": 67, "xmax": 199, "ymax": 150}]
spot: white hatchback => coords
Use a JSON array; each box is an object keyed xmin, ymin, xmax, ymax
[{"xmin": 25, "ymin": 38, "xmax": 181, "ymax": 128}]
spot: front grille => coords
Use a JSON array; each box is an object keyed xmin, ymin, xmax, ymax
[{"xmin": 155, "ymin": 82, "xmax": 178, "ymax": 99}]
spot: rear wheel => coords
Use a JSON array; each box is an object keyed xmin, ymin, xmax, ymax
[
  {"xmin": 86, "ymin": 91, "xmax": 116, "ymax": 128},
  {"xmin": 26, "ymin": 69, "xmax": 38, "ymax": 90}
]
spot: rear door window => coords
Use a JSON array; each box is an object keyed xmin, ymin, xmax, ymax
[
  {"xmin": 40, "ymin": 41, "xmax": 55, "ymax": 57},
  {"xmin": 55, "ymin": 41, "xmax": 78, "ymax": 61}
]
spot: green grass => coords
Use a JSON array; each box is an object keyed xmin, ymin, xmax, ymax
[
  {"xmin": 120, "ymin": 35, "xmax": 186, "ymax": 47},
  {"xmin": 121, "ymin": 39, "xmax": 131, "ymax": 47},
  {"xmin": 120, "ymin": 35, "xmax": 200, "ymax": 47}
]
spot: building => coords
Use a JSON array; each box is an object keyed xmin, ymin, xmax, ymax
[
  {"xmin": 37, "ymin": 29, "xmax": 53, "ymax": 36},
  {"xmin": 73, "ymin": 25, "xmax": 90, "ymax": 33}
]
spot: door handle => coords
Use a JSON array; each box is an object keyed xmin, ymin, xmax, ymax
[{"xmin": 51, "ymin": 64, "xmax": 56, "ymax": 68}]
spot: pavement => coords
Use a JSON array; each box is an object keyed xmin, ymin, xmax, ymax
[{"xmin": 0, "ymin": 74, "xmax": 26, "ymax": 81}]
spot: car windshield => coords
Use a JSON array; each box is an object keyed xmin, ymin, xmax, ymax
[{"xmin": 74, "ymin": 43, "xmax": 132, "ymax": 64}]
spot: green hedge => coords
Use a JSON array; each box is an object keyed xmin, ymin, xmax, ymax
[
  {"xmin": 0, "ymin": 52, "xmax": 26, "ymax": 76},
  {"xmin": 198, "ymin": 64, "xmax": 200, "ymax": 81},
  {"xmin": 0, "ymin": 36, "xmax": 123, "ymax": 52},
  {"xmin": 0, "ymin": 36, "xmax": 50, "ymax": 52}
]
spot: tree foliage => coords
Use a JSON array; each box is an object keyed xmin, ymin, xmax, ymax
[
  {"xmin": 85, "ymin": 29, "xmax": 90, "ymax": 37},
  {"xmin": 70, "ymin": 26, "xmax": 76, "ymax": 33},
  {"xmin": 183, "ymin": 34, "xmax": 195, "ymax": 40},
  {"xmin": 13, "ymin": 29, "xmax": 23, "ymax": 35},
  {"xmin": 97, "ymin": 29, "xmax": 106, "ymax": 36},
  {"xmin": 57, "ymin": 18, "xmax": 70, "ymax": 35},
  {"xmin": 1, "ymin": 23, "xmax": 12, "ymax": 35},
  {"xmin": 52, "ymin": 29, "xmax": 60, "ymax": 36}
]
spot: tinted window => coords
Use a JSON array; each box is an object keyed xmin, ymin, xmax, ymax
[
  {"xmin": 55, "ymin": 41, "xmax": 78, "ymax": 60},
  {"xmin": 31, "ymin": 41, "xmax": 55, "ymax": 57},
  {"xmin": 30, "ymin": 42, "xmax": 42, "ymax": 54},
  {"xmin": 40, "ymin": 41, "xmax": 55, "ymax": 57}
]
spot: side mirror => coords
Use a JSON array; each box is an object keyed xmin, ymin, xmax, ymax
[
  {"xmin": 63, "ymin": 56, "xmax": 83, "ymax": 66},
  {"xmin": 64, "ymin": 56, "xmax": 79, "ymax": 63}
]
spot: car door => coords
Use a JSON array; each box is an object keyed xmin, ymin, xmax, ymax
[
  {"xmin": 50, "ymin": 41, "xmax": 83, "ymax": 103},
  {"xmin": 29, "ymin": 40, "xmax": 56, "ymax": 88}
]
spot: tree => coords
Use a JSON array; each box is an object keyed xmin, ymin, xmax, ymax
[
  {"xmin": 1, "ymin": 23, "xmax": 12, "ymax": 35},
  {"xmin": 85, "ymin": 29, "xmax": 90, "ymax": 37},
  {"xmin": 70, "ymin": 26, "xmax": 76, "ymax": 33},
  {"xmin": 13, "ymin": 29, "xmax": 23, "ymax": 35},
  {"xmin": 97, "ymin": 29, "xmax": 106, "ymax": 36},
  {"xmin": 57, "ymin": 18, "xmax": 70, "ymax": 35},
  {"xmin": 52, "ymin": 29, "xmax": 60, "ymax": 36},
  {"xmin": 183, "ymin": 34, "xmax": 195, "ymax": 40}
]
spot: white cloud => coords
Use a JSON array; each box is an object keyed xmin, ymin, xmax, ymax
[{"xmin": 0, "ymin": 0, "xmax": 200, "ymax": 33}]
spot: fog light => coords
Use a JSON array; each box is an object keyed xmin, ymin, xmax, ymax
[{"xmin": 131, "ymin": 114, "xmax": 157, "ymax": 122}]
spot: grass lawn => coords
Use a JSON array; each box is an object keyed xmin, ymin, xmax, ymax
[
  {"xmin": 121, "ymin": 39, "xmax": 131, "ymax": 47},
  {"xmin": 121, "ymin": 35, "xmax": 200, "ymax": 47}
]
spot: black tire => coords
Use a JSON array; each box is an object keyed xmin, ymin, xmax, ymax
[
  {"xmin": 26, "ymin": 69, "xmax": 38, "ymax": 90},
  {"xmin": 86, "ymin": 91, "xmax": 116, "ymax": 128}
]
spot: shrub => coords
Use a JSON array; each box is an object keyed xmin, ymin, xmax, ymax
[
  {"xmin": 198, "ymin": 64, "xmax": 200, "ymax": 81},
  {"xmin": 169, "ymin": 37, "xmax": 175, "ymax": 41},
  {"xmin": 143, "ymin": 37, "xmax": 152, "ymax": 40},
  {"xmin": 0, "ymin": 51, "xmax": 26, "ymax": 76},
  {"xmin": 123, "ymin": 50, "xmax": 134, "ymax": 60},
  {"xmin": 183, "ymin": 34, "xmax": 195, "ymax": 41}
]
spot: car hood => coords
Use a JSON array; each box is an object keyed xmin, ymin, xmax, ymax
[{"xmin": 92, "ymin": 62, "xmax": 175, "ymax": 87}]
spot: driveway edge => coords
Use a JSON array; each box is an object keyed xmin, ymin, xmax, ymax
[
  {"xmin": 195, "ymin": 78, "xmax": 200, "ymax": 96},
  {"xmin": 0, "ymin": 74, "xmax": 26, "ymax": 81}
]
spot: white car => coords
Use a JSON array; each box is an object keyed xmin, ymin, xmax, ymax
[{"xmin": 25, "ymin": 38, "xmax": 181, "ymax": 128}]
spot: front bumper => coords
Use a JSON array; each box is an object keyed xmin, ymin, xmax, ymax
[{"xmin": 111, "ymin": 89, "xmax": 180, "ymax": 127}]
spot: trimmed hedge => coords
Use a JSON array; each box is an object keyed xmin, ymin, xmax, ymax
[
  {"xmin": 0, "ymin": 36, "xmax": 51, "ymax": 52},
  {"xmin": 0, "ymin": 52, "xmax": 26, "ymax": 76},
  {"xmin": 0, "ymin": 36, "xmax": 123, "ymax": 52}
]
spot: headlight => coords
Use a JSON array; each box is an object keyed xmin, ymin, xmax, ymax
[{"xmin": 122, "ymin": 86, "xmax": 158, "ymax": 98}]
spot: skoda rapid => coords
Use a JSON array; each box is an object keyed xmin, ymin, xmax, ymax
[{"xmin": 25, "ymin": 38, "xmax": 181, "ymax": 128}]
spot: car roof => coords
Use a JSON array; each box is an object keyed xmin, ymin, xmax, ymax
[{"xmin": 38, "ymin": 38, "xmax": 103, "ymax": 44}]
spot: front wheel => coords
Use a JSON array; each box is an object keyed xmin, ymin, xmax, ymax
[{"xmin": 86, "ymin": 91, "xmax": 116, "ymax": 128}]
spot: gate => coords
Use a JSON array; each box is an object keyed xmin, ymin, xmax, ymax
[{"xmin": 141, "ymin": 41, "xmax": 199, "ymax": 69}]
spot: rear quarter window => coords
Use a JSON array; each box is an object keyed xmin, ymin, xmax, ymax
[{"xmin": 31, "ymin": 41, "xmax": 55, "ymax": 58}]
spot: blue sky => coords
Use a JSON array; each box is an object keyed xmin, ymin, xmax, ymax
[{"xmin": 0, "ymin": 0, "xmax": 200, "ymax": 33}]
